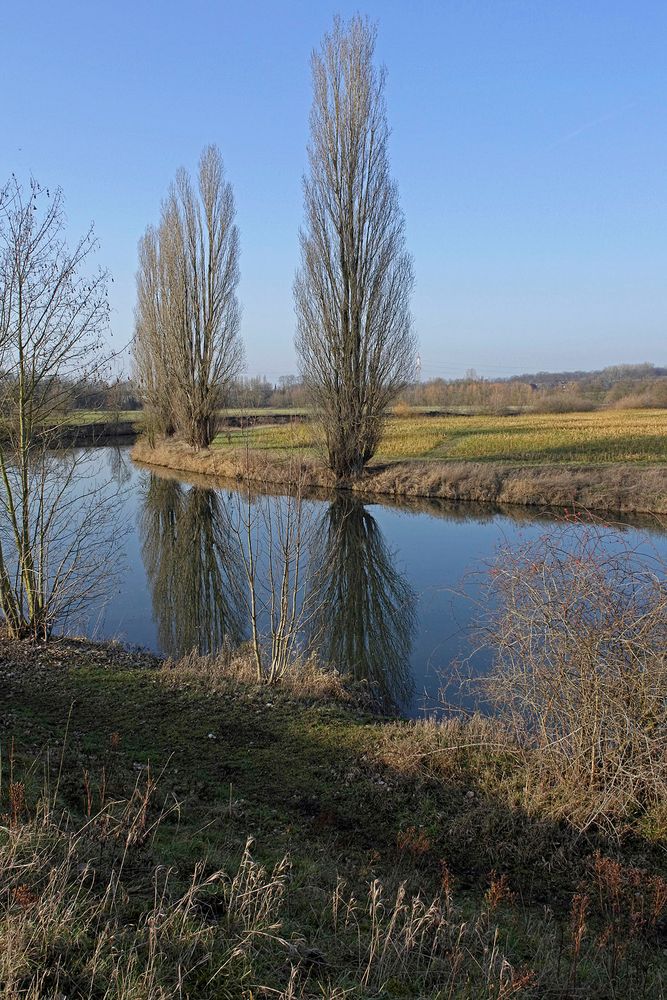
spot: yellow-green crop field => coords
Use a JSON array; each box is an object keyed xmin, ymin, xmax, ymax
[{"xmin": 214, "ymin": 408, "xmax": 667, "ymax": 465}]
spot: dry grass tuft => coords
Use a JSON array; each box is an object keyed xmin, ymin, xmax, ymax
[
  {"xmin": 0, "ymin": 771, "xmax": 289, "ymax": 998},
  {"xmin": 159, "ymin": 645, "xmax": 350, "ymax": 702}
]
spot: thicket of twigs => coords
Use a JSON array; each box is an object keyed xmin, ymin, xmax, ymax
[{"xmin": 478, "ymin": 519, "xmax": 667, "ymax": 835}]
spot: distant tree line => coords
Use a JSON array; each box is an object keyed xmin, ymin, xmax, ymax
[
  {"xmin": 400, "ymin": 363, "xmax": 667, "ymax": 413},
  {"xmin": 217, "ymin": 362, "xmax": 667, "ymax": 413},
  {"xmin": 47, "ymin": 360, "xmax": 665, "ymax": 420},
  {"xmin": 0, "ymin": 375, "xmax": 142, "ymax": 417},
  {"xmin": 227, "ymin": 375, "xmax": 308, "ymax": 410}
]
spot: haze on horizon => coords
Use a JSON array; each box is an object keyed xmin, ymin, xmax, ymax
[{"xmin": 2, "ymin": 0, "xmax": 665, "ymax": 382}]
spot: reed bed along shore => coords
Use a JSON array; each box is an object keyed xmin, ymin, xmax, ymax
[{"xmin": 132, "ymin": 435, "xmax": 667, "ymax": 515}]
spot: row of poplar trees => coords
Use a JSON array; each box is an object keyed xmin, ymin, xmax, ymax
[{"xmin": 133, "ymin": 16, "xmax": 416, "ymax": 482}]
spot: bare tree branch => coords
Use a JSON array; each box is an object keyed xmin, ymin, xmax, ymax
[{"xmin": 0, "ymin": 176, "xmax": 119, "ymax": 639}]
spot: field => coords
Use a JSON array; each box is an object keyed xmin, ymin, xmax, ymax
[
  {"xmin": 63, "ymin": 409, "xmax": 143, "ymax": 425},
  {"xmin": 1, "ymin": 638, "xmax": 665, "ymax": 997},
  {"xmin": 65, "ymin": 406, "xmax": 667, "ymax": 466},
  {"xmin": 213, "ymin": 408, "xmax": 667, "ymax": 465}
]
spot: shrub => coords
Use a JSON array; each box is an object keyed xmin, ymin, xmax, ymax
[
  {"xmin": 531, "ymin": 392, "xmax": 596, "ymax": 413},
  {"xmin": 610, "ymin": 381, "xmax": 667, "ymax": 409},
  {"xmin": 479, "ymin": 521, "xmax": 667, "ymax": 834}
]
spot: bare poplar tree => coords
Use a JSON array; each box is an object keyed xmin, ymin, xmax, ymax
[
  {"xmin": 133, "ymin": 225, "xmax": 175, "ymax": 440},
  {"xmin": 0, "ymin": 177, "xmax": 119, "ymax": 639},
  {"xmin": 133, "ymin": 145, "xmax": 243, "ymax": 449},
  {"xmin": 295, "ymin": 16, "xmax": 416, "ymax": 482}
]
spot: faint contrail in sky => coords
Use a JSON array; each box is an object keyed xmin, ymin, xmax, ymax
[{"xmin": 548, "ymin": 102, "xmax": 637, "ymax": 149}]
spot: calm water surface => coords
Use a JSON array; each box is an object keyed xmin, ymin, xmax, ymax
[{"xmin": 76, "ymin": 447, "xmax": 667, "ymax": 718}]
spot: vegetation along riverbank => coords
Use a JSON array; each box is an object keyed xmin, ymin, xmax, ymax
[
  {"xmin": 1, "ymin": 634, "xmax": 665, "ymax": 998},
  {"xmin": 132, "ymin": 407, "xmax": 667, "ymax": 515}
]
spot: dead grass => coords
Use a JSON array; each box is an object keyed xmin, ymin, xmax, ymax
[
  {"xmin": 0, "ymin": 755, "xmax": 547, "ymax": 999},
  {"xmin": 133, "ymin": 437, "xmax": 333, "ymax": 490},
  {"xmin": 159, "ymin": 645, "xmax": 350, "ymax": 703},
  {"xmin": 0, "ymin": 760, "xmax": 292, "ymax": 998},
  {"xmin": 361, "ymin": 460, "xmax": 667, "ymax": 514}
]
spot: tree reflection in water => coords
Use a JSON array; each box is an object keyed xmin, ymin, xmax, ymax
[
  {"xmin": 308, "ymin": 495, "xmax": 416, "ymax": 713},
  {"xmin": 141, "ymin": 478, "xmax": 416, "ymax": 710},
  {"xmin": 140, "ymin": 475, "xmax": 245, "ymax": 657}
]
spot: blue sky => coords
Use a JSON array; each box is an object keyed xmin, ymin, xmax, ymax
[{"xmin": 2, "ymin": 1, "xmax": 666, "ymax": 380}]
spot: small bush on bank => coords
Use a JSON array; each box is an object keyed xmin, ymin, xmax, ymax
[{"xmin": 477, "ymin": 521, "xmax": 667, "ymax": 835}]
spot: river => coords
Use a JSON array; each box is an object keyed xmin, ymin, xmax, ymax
[{"xmin": 70, "ymin": 446, "xmax": 667, "ymax": 717}]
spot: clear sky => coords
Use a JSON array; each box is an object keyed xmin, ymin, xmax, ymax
[{"xmin": 2, "ymin": 1, "xmax": 666, "ymax": 380}]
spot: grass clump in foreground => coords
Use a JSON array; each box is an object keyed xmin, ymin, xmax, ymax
[
  {"xmin": 1, "ymin": 633, "xmax": 666, "ymax": 998},
  {"xmin": 215, "ymin": 408, "xmax": 667, "ymax": 465}
]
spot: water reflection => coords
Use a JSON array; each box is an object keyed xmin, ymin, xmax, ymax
[
  {"xmin": 78, "ymin": 447, "xmax": 667, "ymax": 718},
  {"xmin": 140, "ymin": 476, "xmax": 245, "ymax": 657},
  {"xmin": 108, "ymin": 445, "xmax": 134, "ymax": 488},
  {"xmin": 308, "ymin": 496, "xmax": 416, "ymax": 712},
  {"xmin": 139, "ymin": 476, "xmax": 416, "ymax": 711}
]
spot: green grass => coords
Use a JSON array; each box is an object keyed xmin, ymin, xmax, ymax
[
  {"xmin": 62, "ymin": 409, "xmax": 144, "ymax": 425},
  {"xmin": 1, "ymin": 639, "xmax": 665, "ymax": 997},
  {"xmin": 212, "ymin": 408, "xmax": 667, "ymax": 465},
  {"xmin": 221, "ymin": 406, "xmax": 310, "ymax": 417}
]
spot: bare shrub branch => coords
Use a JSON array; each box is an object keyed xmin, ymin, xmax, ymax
[{"xmin": 478, "ymin": 520, "xmax": 667, "ymax": 833}]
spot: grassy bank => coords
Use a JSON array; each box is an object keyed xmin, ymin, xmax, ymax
[
  {"xmin": 1, "ymin": 637, "xmax": 665, "ymax": 997},
  {"xmin": 0, "ymin": 410, "xmax": 143, "ymax": 447},
  {"xmin": 132, "ymin": 436, "xmax": 667, "ymax": 515}
]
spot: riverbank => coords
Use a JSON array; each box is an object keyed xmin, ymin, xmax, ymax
[
  {"xmin": 0, "ymin": 419, "xmax": 140, "ymax": 448},
  {"xmin": 132, "ymin": 437, "xmax": 667, "ymax": 514},
  {"xmin": 1, "ymin": 635, "xmax": 665, "ymax": 997}
]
